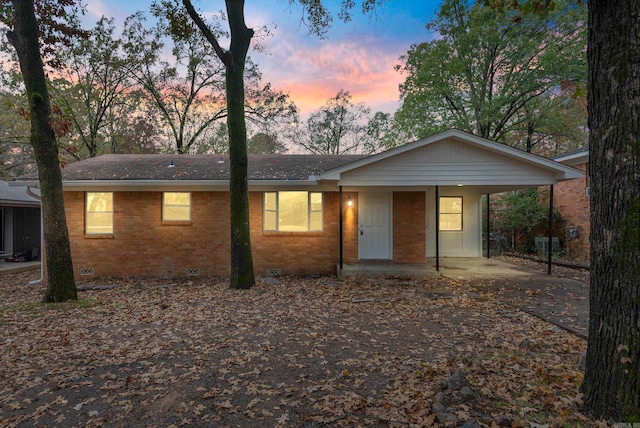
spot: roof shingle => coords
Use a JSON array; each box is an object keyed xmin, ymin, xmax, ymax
[{"xmin": 59, "ymin": 154, "xmax": 368, "ymax": 181}]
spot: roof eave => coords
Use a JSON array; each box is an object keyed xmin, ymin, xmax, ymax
[{"xmin": 61, "ymin": 178, "xmax": 322, "ymax": 191}]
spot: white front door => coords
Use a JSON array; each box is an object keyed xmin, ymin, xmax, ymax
[{"xmin": 359, "ymin": 192, "xmax": 391, "ymax": 259}]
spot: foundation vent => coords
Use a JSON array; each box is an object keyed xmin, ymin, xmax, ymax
[
  {"xmin": 80, "ymin": 268, "xmax": 94, "ymax": 276},
  {"xmin": 186, "ymin": 268, "xmax": 200, "ymax": 277},
  {"xmin": 266, "ymin": 268, "xmax": 281, "ymax": 277}
]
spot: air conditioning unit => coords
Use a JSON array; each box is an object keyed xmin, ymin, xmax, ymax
[{"xmin": 535, "ymin": 237, "xmax": 560, "ymax": 256}]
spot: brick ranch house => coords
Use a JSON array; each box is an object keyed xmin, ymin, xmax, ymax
[
  {"xmin": 552, "ymin": 146, "xmax": 590, "ymax": 260},
  {"xmin": 29, "ymin": 129, "xmax": 583, "ymax": 279}
]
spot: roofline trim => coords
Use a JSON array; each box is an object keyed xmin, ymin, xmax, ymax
[
  {"xmin": 319, "ymin": 128, "xmax": 583, "ymax": 180},
  {"xmin": 59, "ymin": 179, "xmax": 321, "ymax": 190},
  {"xmin": 553, "ymin": 151, "xmax": 589, "ymax": 165}
]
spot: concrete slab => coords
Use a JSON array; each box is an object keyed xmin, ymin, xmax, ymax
[
  {"xmin": 338, "ymin": 257, "xmax": 589, "ymax": 338},
  {"xmin": 436, "ymin": 258, "xmax": 589, "ymax": 338},
  {"xmin": 0, "ymin": 261, "xmax": 41, "ymax": 275}
]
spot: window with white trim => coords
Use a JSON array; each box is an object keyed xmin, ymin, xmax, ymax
[
  {"xmin": 263, "ymin": 191, "xmax": 323, "ymax": 231},
  {"xmin": 86, "ymin": 192, "xmax": 113, "ymax": 234},
  {"xmin": 439, "ymin": 196, "xmax": 463, "ymax": 231},
  {"xmin": 163, "ymin": 192, "xmax": 191, "ymax": 221}
]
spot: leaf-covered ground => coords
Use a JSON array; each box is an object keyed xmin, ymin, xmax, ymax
[{"xmin": 0, "ymin": 270, "xmax": 597, "ymax": 427}]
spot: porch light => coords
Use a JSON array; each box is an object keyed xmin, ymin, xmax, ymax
[
  {"xmin": 347, "ymin": 196, "xmax": 353, "ymax": 207},
  {"xmin": 457, "ymin": 184, "xmax": 463, "ymax": 187},
  {"xmin": 168, "ymin": 160, "xmax": 175, "ymax": 168}
]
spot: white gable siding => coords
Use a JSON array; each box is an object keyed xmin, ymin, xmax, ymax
[{"xmin": 339, "ymin": 138, "xmax": 559, "ymax": 187}]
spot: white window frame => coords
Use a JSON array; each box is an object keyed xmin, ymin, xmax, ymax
[
  {"xmin": 162, "ymin": 192, "xmax": 192, "ymax": 222},
  {"xmin": 85, "ymin": 192, "xmax": 114, "ymax": 235},
  {"xmin": 439, "ymin": 196, "xmax": 463, "ymax": 231},
  {"xmin": 263, "ymin": 191, "xmax": 323, "ymax": 232}
]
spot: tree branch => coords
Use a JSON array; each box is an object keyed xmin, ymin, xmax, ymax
[{"xmin": 182, "ymin": 0, "xmax": 230, "ymax": 66}]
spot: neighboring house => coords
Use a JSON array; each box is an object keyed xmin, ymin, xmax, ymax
[
  {"xmin": 552, "ymin": 146, "xmax": 590, "ymax": 260},
  {"xmin": 0, "ymin": 181, "xmax": 41, "ymax": 260},
  {"xmin": 25, "ymin": 130, "xmax": 582, "ymax": 279}
]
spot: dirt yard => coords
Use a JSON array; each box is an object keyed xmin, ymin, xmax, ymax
[{"xmin": 0, "ymin": 270, "xmax": 596, "ymax": 427}]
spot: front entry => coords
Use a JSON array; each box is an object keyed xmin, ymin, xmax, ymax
[{"xmin": 358, "ymin": 192, "xmax": 391, "ymax": 259}]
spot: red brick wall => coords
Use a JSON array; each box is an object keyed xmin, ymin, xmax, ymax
[
  {"xmin": 250, "ymin": 191, "xmax": 341, "ymax": 275},
  {"xmin": 64, "ymin": 190, "xmax": 347, "ymax": 279},
  {"xmin": 65, "ymin": 191, "xmax": 229, "ymax": 278},
  {"xmin": 393, "ymin": 192, "xmax": 426, "ymax": 263},
  {"xmin": 553, "ymin": 162, "xmax": 590, "ymax": 260},
  {"xmin": 62, "ymin": 189, "xmax": 430, "ymax": 279}
]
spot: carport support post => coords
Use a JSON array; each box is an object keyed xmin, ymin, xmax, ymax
[
  {"xmin": 486, "ymin": 193, "xmax": 491, "ymax": 259},
  {"xmin": 547, "ymin": 185, "xmax": 554, "ymax": 275},
  {"xmin": 339, "ymin": 186, "xmax": 344, "ymax": 270},
  {"xmin": 435, "ymin": 186, "xmax": 440, "ymax": 272}
]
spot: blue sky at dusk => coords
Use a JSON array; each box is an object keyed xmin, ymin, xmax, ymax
[{"xmin": 87, "ymin": 1, "xmax": 442, "ymax": 114}]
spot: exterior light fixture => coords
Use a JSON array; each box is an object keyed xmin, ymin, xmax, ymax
[
  {"xmin": 457, "ymin": 184, "xmax": 463, "ymax": 187},
  {"xmin": 347, "ymin": 196, "xmax": 353, "ymax": 207},
  {"xmin": 168, "ymin": 160, "xmax": 175, "ymax": 168}
]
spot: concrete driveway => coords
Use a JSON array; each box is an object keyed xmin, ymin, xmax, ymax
[{"xmin": 436, "ymin": 258, "xmax": 589, "ymax": 338}]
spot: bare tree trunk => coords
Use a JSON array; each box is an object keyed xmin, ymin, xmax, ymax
[
  {"xmin": 581, "ymin": 0, "xmax": 640, "ymax": 421},
  {"xmin": 225, "ymin": 0, "xmax": 254, "ymax": 289},
  {"xmin": 7, "ymin": 0, "xmax": 76, "ymax": 302}
]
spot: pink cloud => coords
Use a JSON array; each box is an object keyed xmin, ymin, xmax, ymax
[{"xmin": 254, "ymin": 34, "xmax": 404, "ymax": 115}]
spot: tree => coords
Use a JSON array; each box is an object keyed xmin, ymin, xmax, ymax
[
  {"xmin": 2, "ymin": 0, "xmax": 80, "ymax": 302},
  {"xmin": 291, "ymin": 90, "xmax": 370, "ymax": 154},
  {"xmin": 123, "ymin": 8, "xmax": 294, "ymax": 155},
  {"xmin": 180, "ymin": 0, "xmax": 382, "ymax": 289},
  {"xmin": 396, "ymin": 0, "xmax": 587, "ymax": 152},
  {"xmin": 54, "ymin": 16, "xmax": 137, "ymax": 158},
  {"xmin": 508, "ymin": 81, "xmax": 588, "ymax": 155},
  {"xmin": 361, "ymin": 111, "xmax": 404, "ymax": 154},
  {"xmin": 247, "ymin": 132, "xmax": 286, "ymax": 154},
  {"xmin": 0, "ymin": 88, "xmax": 36, "ymax": 178},
  {"xmin": 581, "ymin": 0, "xmax": 640, "ymax": 421}
]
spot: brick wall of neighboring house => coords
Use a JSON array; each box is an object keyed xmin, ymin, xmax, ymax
[
  {"xmin": 553, "ymin": 162, "xmax": 590, "ymax": 260},
  {"xmin": 62, "ymin": 189, "xmax": 429, "ymax": 279},
  {"xmin": 393, "ymin": 192, "xmax": 426, "ymax": 263}
]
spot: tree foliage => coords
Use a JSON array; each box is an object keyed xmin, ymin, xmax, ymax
[
  {"xmin": 125, "ymin": 5, "xmax": 295, "ymax": 155},
  {"xmin": 396, "ymin": 0, "xmax": 587, "ymax": 152},
  {"xmin": 54, "ymin": 16, "xmax": 138, "ymax": 158},
  {"xmin": 290, "ymin": 90, "xmax": 370, "ymax": 154},
  {"xmin": 289, "ymin": 90, "xmax": 402, "ymax": 155}
]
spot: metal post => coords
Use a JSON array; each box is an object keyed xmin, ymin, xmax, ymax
[
  {"xmin": 486, "ymin": 193, "xmax": 491, "ymax": 259},
  {"xmin": 435, "ymin": 186, "xmax": 440, "ymax": 272},
  {"xmin": 339, "ymin": 186, "xmax": 344, "ymax": 270},
  {"xmin": 548, "ymin": 185, "xmax": 554, "ymax": 275}
]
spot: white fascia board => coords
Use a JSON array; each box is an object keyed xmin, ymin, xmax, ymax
[
  {"xmin": 61, "ymin": 179, "xmax": 324, "ymax": 192},
  {"xmin": 554, "ymin": 152, "xmax": 589, "ymax": 166},
  {"xmin": 62, "ymin": 180, "xmax": 229, "ymax": 191},
  {"xmin": 320, "ymin": 128, "xmax": 584, "ymax": 181},
  {"xmin": 8, "ymin": 180, "xmax": 39, "ymax": 187},
  {"xmin": 0, "ymin": 200, "xmax": 40, "ymax": 207}
]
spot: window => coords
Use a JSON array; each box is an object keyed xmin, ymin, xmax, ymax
[
  {"xmin": 264, "ymin": 191, "xmax": 323, "ymax": 231},
  {"xmin": 86, "ymin": 192, "xmax": 113, "ymax": 234},
  {"xmin": 439, "ymin": 196, "xmax": 463, "ymax": 231},
  {"xmin": 163, "ymin": 192, "xmax": 191, "ymax": 221}
]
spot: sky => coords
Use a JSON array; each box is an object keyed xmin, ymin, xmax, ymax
[{"xmin": 85, "ymin": 1, "xmax": 441, "ymax": 116}]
